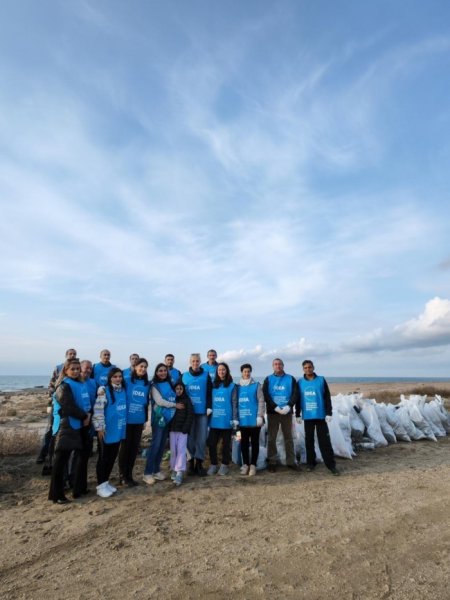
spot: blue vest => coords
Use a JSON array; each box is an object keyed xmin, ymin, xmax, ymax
[
  {"xmin": 153, "ymin": 380, "xmax": 176, "ymax": 423},
  {"xmin": 85, "ymin": 379, "xmax": 97, "ymax": 409},
  {"xmin": 210, "ymin": 383, "xmax": 235, "ymax": 429},
  {"xmin": 104, "ymin": 387, "xmax": 127, "ymax": 443},
  {"xmin": 238, "ymin": 382, "xmax": 259, "ymax": 427},
  {"xmin": 62, "ymin": 378, "xmax": 91, "ymax": 430},
  {"xmin": 122, "ymin": 367, "xmax": 132, "ymax": 380},
  {"xmin": 268, "ymin": 374, "xmax": 293, "ymax": 408},
  {"xmin": 201, "ymin": 362, "xmax": 217, "ymax": 381},
  {"xmin": 299, "ymin": 376, "xmax": 326, "ymax": 420},
  {"xmin": 182, "ymin": 371, "xmax": 209, "ymax": 414},
  {"xmin": 169, "ymin": 368, "xmax": 182, "ymax": 385},
  {"xmin": 52, "ymin": 393, "xmax": 61, "ymax": 435},
  {"xmin": 92, "ymin": 363, "xmax": 116, "ymax": 387},
  {"xmin": 126, "ymin": 378, "xmax": 150, "ymax": 424}
]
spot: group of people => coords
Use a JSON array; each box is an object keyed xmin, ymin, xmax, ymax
[{"xmin": 42, "ymin": 348, "xmax": 339, "ymax": 505}]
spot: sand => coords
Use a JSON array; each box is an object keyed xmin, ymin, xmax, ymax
[{"xmin": 1, "ymin": 383, "xmax": 450, "ymax": 600}]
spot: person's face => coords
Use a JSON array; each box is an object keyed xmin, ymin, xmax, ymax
[
  {"xmin": 207, "ymin": 351, "xmax": 217, "ymax": 364},
  {"xmin": 130, "ymin": 354, "xmax": 139, "ymax": 366},
  {"xmin": 303, "ymin": 362, "xmax": 314, "ymax": 377},
  {"xmin": 273, "ymin": 360, "xmax": 284, "ymax": 375},
  {"xmin": 242, "ymin": 367, "xmax": 252, "ymax": 380},
  {"xmin": 190, "ymin": 356, "xmax": 201, "ymax": 370},
  {"xmin": 80, "ymin": 362, "xmax": 92, "ymax": 378},
  {"xmin": 66, "ymin": 363, "xmax": 81, "ymax": 379},
  {"xmin": 111, "ymin": 372, "xmax": 123, "ymax": 385},
  {"xmin": 157, "ymin": 365, "xmax": 168, "ymax": 380},
  {"xmin": 217, "ymin": 365, "xmax": 227, "ymax": 380},
  {"xmin": 165, "ymin": 356, "xmax": 175, "ymax": 368},
  {"xmin": 100, "ymin": 350, "xmax": 111, "ymax": 364},
  {"xmin": 66, "ymin": 349, "xmax": 77, "ymax": 360},
  {"xmin": 175, "ymin": 385, "xmax": 184, "ymax": 397},
  {"xmin": 135, "ymin": 362, "xmax": 148, "ymax": 377}
]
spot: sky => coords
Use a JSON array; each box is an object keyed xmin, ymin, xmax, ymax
[{"xmin": 1, "ymin": 0, "xmax": 450, "ymax": 377}]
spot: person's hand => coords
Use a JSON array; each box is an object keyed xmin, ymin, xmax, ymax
[
  {"xmin": 296, "ymin": 417, "xmax": 302, "ymax": 425},
  {"xmin": 97, "ymin": 386, "xmax": 105, "ymax": 397},
  {"xmin": 274, "ymin": 406, "xmax": 282, "ymax": 414},
  {"xmin": 256, "ymin": 416, "xmax": 264, "ymax": 427},
  {"xmin": 175, "ymin": 403, "xmax": 184, "ymax": 410},
  {"xmin": 231, "ymin": 420, "xmax": 239, "ymax": 429},
  {"xmin": 281, "ymin": 406, "xmax": 291, "ymax": 415},
  {"xmin": 97, "ymin": 430, "xmax": 104, "ymax": 441},
  {"xmin": 325, "ymin": 415, "xmax": 332, "ymax": 423},
  {"xmin": 206, "ymin": 408, "xmax": 212, "ymax": 416},
  {"xmin": 83, "ymin": 415, "xmax": 91, "ymax": 427}
]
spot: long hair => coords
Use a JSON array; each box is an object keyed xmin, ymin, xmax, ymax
[
  {"xmin": 55, "ymin": 358, "xmax": 82, "ymax": 389},
  {"xmin": 131, "ymin": 358, "xmax": 149, "ymax": 385},
  {"xmin": 152, "ymin": 362, "xmax": 175, "ymax": 388},
  {"xmin": 107, "ymin": 367, "xmax": 124, "ymax": 404},
  {"xmin": 213, "ymin": 362, "xmax": 233, "ymax": 388}
]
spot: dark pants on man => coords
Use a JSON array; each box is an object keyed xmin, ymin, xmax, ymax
[
  {"xmin": 304, "ymin": 419, "xmax": 336, "ymax": 470},
  {"xmin": 267, "ymin": 412, "xmax": 295, "ymax": 466}
]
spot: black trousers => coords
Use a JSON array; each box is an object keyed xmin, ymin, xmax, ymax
[
  {"xmin": 118, "ymin": 423, "xmax": 144, "ymax": 481},
  {"xmin": 71, "ymin": 427, "xmax": 93, "ymax": 495},
  {"xmin": 208, "ymin": 428, "xmax": 232, "ymax": 466},
  {"xmin": 240, "ymin": 427, "xmax": 261, "ymax": 466},
  {"xmin": 48, "ymin": 449, "xmax": 72, "ymax": 501},
  {"xmin": 304, "ymin": 419, "xmax": 336, "ymax": 470},
  {"xmin": 96, "ymin": 440, "xmax": 120, "ymax": 484}
]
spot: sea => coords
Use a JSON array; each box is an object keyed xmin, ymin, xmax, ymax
[{"xmin": 0, "ymin": 375, "xmax": 449, "ymax": 392}]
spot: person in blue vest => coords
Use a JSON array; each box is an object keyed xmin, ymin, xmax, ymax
[
  {"xmin": 297, "ymin": 359, "xmax": 339, "ymax": 476},
  {"xmin": 263, "ymin": 357, "xmax": 300, "ymax": 473},
  {"xmin": 143, "ymin": 363, "xmax": 177, "ymax": 485},
  {"xmin": 165, "ymin": 353, "xmax": 182, "ymax": 385},
  {"xmin": 37, "ymin": 348, "xmax": 77, "ymax": 466},
  {"xmin": 238, "ymin": 363, "xmax": 265, "ymax": 477},
  {"xmin": 91, "ymin": 349, "xmax": 116, "ymax": 388},
  {"xmin": 182, "ymin": 353, "xmax": 212, "ymax": 476},
  {"xmin": 92, "ymin": 368, "xmax": 127, "ymax": 498},
  {"xmin": 201, "ymin": 349, "xmax": 219, "ymax": 381},
  {"xmin": 207, "ymin": 362, "xmax": 238, "ymax": 476},
  {"xmin": 119, "ymin": 358, "xmax": 150, "ymax": 486},
  {"xmin": 48, "ymin": 358, "xmax": 91, "ymax": 504},
  {"xmin": 122, "ymin": 353, "xmax": 140, "ymax": 380}
]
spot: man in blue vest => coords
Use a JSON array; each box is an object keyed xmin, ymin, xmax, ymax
[
  {"xmin": 263, "ymin": 358, "xmax": 300, "ymax": 472},
  {"xmin": 165, "ymin": 353, "xmax": 182, "ymax": 385},
  {"xmin": 122, "ymin": 353, "xmax": 139, "ymax": 379},
  {"xmin": 91, "ymin": 349, "xmax": 116, "ymax": 388},
  {"xmin": 297, "ymin": 359, "xmax": 339, "ymax": 476},
  {"xmin": 201, "ymin": 349, "xmax": 219, "ymax": 381}
]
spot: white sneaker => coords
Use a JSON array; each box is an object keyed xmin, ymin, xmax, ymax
[
  {"xmin": 240, "ymin": 464, "xmax": 249, "ymax": 476},
  {"xmin": 143, "ymin": 474, "xmax": 156, "ymax": 485},
  {"xmin": 106, "ymin": 482, "xmax": 117, "ymax": 493},
  {"xmin": 218, "ymin": 464, "xmax": 229, "ymax": 476},
  {"xmin": 207, "ymin": 464, "xmax": 219, "ymax": 476},
  {"xmin": 248, "ymin": 465, "xmax": 257, "ymax": 477},
  {"xmin": 153, "ymin": 472, "xmax": 166, "ymax": 481},
  {"xmin": 96, "ymin": 482, "xmax": 113, "ymax": 498}
]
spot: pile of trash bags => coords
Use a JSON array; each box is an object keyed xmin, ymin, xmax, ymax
[{"xmin": 232, "ymin": 394, "xmax": 450, "ymax": 467}]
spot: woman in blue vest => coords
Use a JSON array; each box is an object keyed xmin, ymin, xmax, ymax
[
  {"xmin": 143, "ymin": 363, "xmax": 177, "ymax": 485},
  {"xmin": 238, "ymin": 363, "xmax": 265, "ymax": 477},
  {"xmin": 48, "ymin": 358, "xmax": 91, "ymax": 504},
  {"xmin": 207, "ymin": 362, "xmax": 238, "ymax": 476},
  {"xmin": 118, "ymin": 358, "xmax": 150, "ymax": 486},
  {"xmin": 92, "ymin": 368, "xmax": 127, "ymax": 498}
]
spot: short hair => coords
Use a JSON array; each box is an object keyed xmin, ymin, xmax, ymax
[
  {"xmin": 80, "ymin": 360, "xmax": 92, "ymax": 367},
  {"xmin": 190, "ymin": 353, "xmax": 201, "ymax": 360},
  {"xmin": 207, "ymin": 349, "xmax": 217, "ymax": 355},
  {"xmin": 302, "ymin": 359, "xmax": 314, "ymax": 368},
  {"xmin": 240, "ymin": 363, "xmax": 252, "ymax": 372},
  {"xmin": 165, "ymin": 353, "xmax": 174, "ymax": 359},
  {"xmin": 272, "ymin": 357, "xmax": 284, "ymax": 366},
  {"xmin": 129, "ymin": 353, "xmax": 139, "ymax": 360},
  {"xmin": 65, "ymin": 348, "xmax": 77, "ymax": 357}
]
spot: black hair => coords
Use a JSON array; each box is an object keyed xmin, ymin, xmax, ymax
[
  {"xmin": 174, "ymin": 380, "xmax": 189, "ymax": 400},
  {"xmin": 131, "ymin": 358, "xmax": 149, "ymax": 385},
  {"xmin": 152, "ymin": 362, "xmax": 174, "ymax": 389},
  {"xmin": 165, "ymin": 353, "xmax": 174, "ymax": 359},
  {"xmin": 302, "ymin": 359, "xmax": 314, "ymax": 368},
  {"xmin": 107, "ymin": 367, "xmax": 124, "ymax": 403},
  {"xmin": 240, "ymin": 363, "xmax": 252, "ymax": 372},
  {"xmin": 213, "ymin": 362, "xmax": 233, "ymax": 388}
]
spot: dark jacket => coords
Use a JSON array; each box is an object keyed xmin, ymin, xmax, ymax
[
  {"xmin": 55, "ymin": 382, "xmax": 88, "ymax": 422},
  {"xmin": 170, "ymin": 395, "xmax": 194, "ymax": 434}
]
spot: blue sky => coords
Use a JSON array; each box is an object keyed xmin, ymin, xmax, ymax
[{"xmin": 1, "ymin": 0, "xmax": 450, "ymax": 376}]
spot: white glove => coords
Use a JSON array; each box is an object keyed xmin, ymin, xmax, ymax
[
  {"xmin": 296, "ymin": 417, "xmax": 302, "ymax": 425},
  {"xmin": 231, "ymin": 420, "xmax": 239, "ymax": 429},
  {"xmin": 325, "ymin": 415, "xmax": 332, "ymax": 423},
  {"xmin": 46, "ymin": 406, "xmax": 52, "ymax": 414},
  {"xmin": 281, "ymin": 406, "xmax": 291, "ymax": 415},
  {"xmin": 256, "ymin": 416, "xmax": 264, "ymax": 427},
  {"xmin": 274, "ymin": 406, "xmax": 282, "ymax": 414},
  {"xmin": 206, "ymin": 408, "xmax": 212, "ymax": 416}
]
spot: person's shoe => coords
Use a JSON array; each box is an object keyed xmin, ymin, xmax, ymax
[
  {"xmin": 329, "ymin": 467, "xmax": 340, "ymax": 476},
  {"xmin": 96, "ymin": 482, "xmax": 113, "ymax": 498},
  {"xmin": 196, "ymin": 460, "xmax": 207, "ymax": 477},
  {"xmin": 174, "ymin": 472, "xmax": 183, "ymax": 486},
  {"xmin": 188, "ymin": 458, "xmax": 196, "ymax": 476},
  {"xmin": 268, "ymin": 463, "xmax": 277, "ymax": 473},
  {"xmin": 207, "ymin": 464, "xmax": 219, "ymax": 476},
  {"xmin": 218, "ymin": 464, "xmax": 229, "ymax": 476},
  {"xmin": 153, "ymin": 472, "xmax": 166, "ymax": 481},
  {"xmin": 170, "ymin": 470, "xmax": 177, "ymax": 481},
  {"xmin": 306, "ymin": 464, "xmax": 316, "ymax": 472},
  {"xmin": 142, "ymin": 474, "xmax": 156, "ymax": 485},
  {"xmin": 106, "ymin": 482, "xmax": 117, "ymax": 493},
  {"xmin": 287, "ymin": 463, "xmax": 302, "ymax": 472},
  {"xmin": 125, "ymin": 479, "xmax": 139, "ymax": 487},
  {"xmin": 54, "ymin": 497, "xmax": 71, "ymax": 505},
  {"xmin": 248, "ymin": 465, "xmax": 257, "ymax": 477},
  {"xmin": 240, "ymin": 464, "xmax": 249, "ymax": 476}
]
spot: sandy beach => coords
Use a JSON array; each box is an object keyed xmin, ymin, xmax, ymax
[{"xmin": 1, "ymin": 383, "xmax": 450, "ymax": 599}]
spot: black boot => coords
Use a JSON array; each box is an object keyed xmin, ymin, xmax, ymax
[
  {"xmin": 188, "ymin": 458, "xmax": 196, "ymax": 476},
  {"xmin": 196, "ymin": 460, "xmax": 207, "ymax": 477}
]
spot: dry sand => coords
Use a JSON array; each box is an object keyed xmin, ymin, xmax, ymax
[{"xmin": 1, "ymin": 383, "xmax": 450, "ymax": 600}]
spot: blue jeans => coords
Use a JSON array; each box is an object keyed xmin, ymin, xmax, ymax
[
  {"xmin": 187, "ymin": 414, "xmax": 208, "ymax": 461},
  {"xmin": 144, "ymin": 423, "xmax": 169, "ymax": 475}
]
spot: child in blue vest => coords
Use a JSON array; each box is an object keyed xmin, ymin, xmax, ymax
[
  {"xmin": 93, "ymin": 368, "xmax": 127, "ymax": 498},
  {"xmin": 207, "ymin": 362, "xmax": 239, "ymax": 476},
  {"xmin": 169, "ymin": 382, "xmax": 194, "ymax": 486}
]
